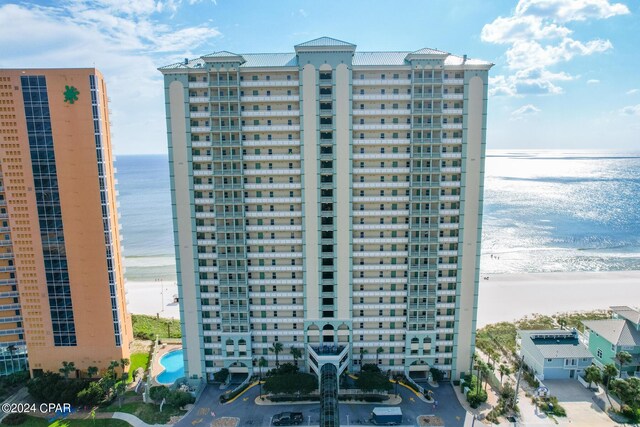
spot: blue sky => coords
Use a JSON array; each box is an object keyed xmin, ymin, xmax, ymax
[{"xmin": 1, "ymin": 0, "xmax": 638, "ymax": 154}]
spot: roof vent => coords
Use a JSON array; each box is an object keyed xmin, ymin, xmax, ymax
[
  {"xmin": 184, "ymin": 58, "xmax": 189, "ymax": 65},
  {"xmin": 463, "ymin": 54, "xmax": 467, "ymax": 63}
]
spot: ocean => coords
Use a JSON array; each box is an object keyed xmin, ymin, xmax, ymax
[{"xmin": 115, "ymin": 150, "xmax": 640, "ymax": 281}]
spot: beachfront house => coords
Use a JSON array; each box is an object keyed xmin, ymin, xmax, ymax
[
  {"xmin": 517, "ymin": 329, "xmax": 593, "ymax": 380},
  {"xmin": 582, "ymin": 306, "xmax": 640, "ymax": 378}
]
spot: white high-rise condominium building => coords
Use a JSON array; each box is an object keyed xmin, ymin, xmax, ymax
[{"xmin": 160, "ymin": 37, "xmax": 492, "ymax": 383}]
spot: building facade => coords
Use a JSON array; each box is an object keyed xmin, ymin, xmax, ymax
[
  {"xmin": 0, "ymin": 68, "xmax": 132, "ymax": 376},
  {"xmin": 160, "ymin": 37, "xmax": 492, "ymax": 382},
  {"xmin": 518, "ymin": 329, "xmax": 593, "ymax": 380},
  {"xmin": 583, "ymin": 306, "xmax": 640, "ymax": 378}
]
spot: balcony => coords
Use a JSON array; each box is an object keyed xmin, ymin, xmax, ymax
[
  {"xmin": 189, "ymin": 97, "xmax": 209, "ymax": 103},
  {"xmin": 353, "ymin": 94, "xmax": 411, "ymax": 101},
  {"xmin": 413, "ymin": 93, "xmax": 443, "ymax": 100},
  {"xmin": 353, "ymin": 153, "xmax": 410, "ymax": 160},
  {"xmin": 413, "ymin": 78, "xmax": 442, "ymax": 84},
  {"xmin": 190, "ymin": 111, "xmax": 210, "ymax": 118},
  {"xmin": 355, "ymin": 167, "xmax": 410, "ymax": 174},
  {"xmin": 190, "ymin": 126, "xmax": 211, "ymax": 133},
  {"xmin": 442, "ymin": 123, "xmax": 463, "ymax": 130},
  {"xmin": 352, "ymin": 78, "xmax": 411, "ymax": 86},
  {"xmin": 188, "ymin": 82, "xmax": 209, "ymax": 88},
  {"xmin": 240, "ymin": 80, "xmax": 299, "ymax": 87},
  {"xmin": 443, "ymin": 93, "xmax": 464, "ymax": 100},
  {"xmin": 243, "ymin": 168, "xmax": 301, "ymax": 175},
  {"xmin": 442, "ymin": 108, "xmax": 463, "ymax": 115},
  {"xmin": 240, "ymin": 95, "xmax": 299, "ymax": 102},
  {"xmin": 243, "ymin": 154, "xmax": 300, "ymax": 162},
  {"xmin": 241, "ymin": 110, "xmax": 300, "ymax": 117},
  {"xmin": 353, "ymin": 109, "xmax": 411, "ymax": 116},
  {"xmin": 241, "ymin": 125, "xmax": 300, "ymax": 132},
  {"xmin": 353, "ymin": 123, "xmax": 411, "ymax": 131},
  {"xmin": 353, "ymin": 138, "xmax": 410, "ymax": 146},
  {"xmin": 443, "ymin": 78, "xmax": 464, "ymax": 85}
]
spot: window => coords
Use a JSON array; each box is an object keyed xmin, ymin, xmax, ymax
[{"xmin": 596, "ymin": 348, "xmax": 603, "ymax": 358}]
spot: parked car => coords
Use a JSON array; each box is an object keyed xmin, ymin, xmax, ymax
[{"xmin": 273, "ymin": 412, "xmax": 304, "ymax": 426}]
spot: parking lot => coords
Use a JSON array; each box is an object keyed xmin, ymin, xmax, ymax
[{"xmin": 176, "ymin": 382, "xmax": 468, "ymax": 426}]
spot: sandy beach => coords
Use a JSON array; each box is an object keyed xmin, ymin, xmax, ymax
[
  {"xmin": 125, "ymin": 280, "xmax": 180, "ymax": 319},
  {"xmin": 125, "ymin": 270, "xmax": 640, "ymax": 326},
  {"xmin": 477, "ymin": 270, "xmax": 640, "ymax": 327}
]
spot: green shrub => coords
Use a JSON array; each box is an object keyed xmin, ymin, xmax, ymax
[
  {"xmin": 77, "ymin": 381, "xmax": 106, "ymax": 406},
  {"xmin": 220, "ymin": 381, "xmax": 252, "ymax": 403},
  {"xmin": 466, "ymin": 389, "xmax": 488, "ymax": 408},
  {"xmin": 430, "ymin": 367, "xmax": 445, "ymax": 382},
  {"xmin": 2, "ymin": 413, "xmax": 27, "ymax": 426},
  {"xmin": 149, "ymin": 385, "xmax": 170, "ymax": 402},
  {"xmin": 213, "ymin": 368, "xmax": 229, "ymax": 383},
  {"xmin": 355, "ymin": 370, "xmax": 393, "ymax": 392},
  {"xmin": 620, "ymin": 405, "xmax": 640, "ymax": 422},
  {"xmin": 264, "ymin": 372, "xmax": 317, "ymax": 395},
  {"xmin": 537, "ymin": 396, "xmax": 566, "ymax": 417},
  {"xmin": 166, "ymin": 390, "xmax": 194, "ymax": 408}
]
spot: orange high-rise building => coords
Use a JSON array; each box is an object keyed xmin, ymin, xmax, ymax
[{"xmin": 0, "ymin": 68, "xmax": 131, "ymax": 376}]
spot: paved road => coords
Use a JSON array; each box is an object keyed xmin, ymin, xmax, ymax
[{"xmin": 176, "ymin": 382, "xmax": 467, "ymax": 427}]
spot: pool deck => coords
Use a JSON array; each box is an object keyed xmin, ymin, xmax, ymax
[{"xmin": 151, "ymin": 343, "xmax": 182, "ymax": 386}]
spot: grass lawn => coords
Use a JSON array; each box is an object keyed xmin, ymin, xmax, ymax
[
  {"xmin": 99, "ymin": 401, "xmax": 184, "ymax": 424},
  {"xmin": 476, "ymin": 310, "xmax": 611, "ymax": 355},
  {"xmin": 131, "ymin": 315, "xmax": 181, "ymax": 340},
  {"xmin": 1, "ymin": 415, "xmax": 129, "ymax": 427},
  {"xmin": 128, "ymin": 352, "xmax": 150, "ymax": 383}
]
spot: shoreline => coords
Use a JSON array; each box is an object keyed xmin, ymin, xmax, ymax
[{"xmin": 123, "ymin": 270, "xmax": 640, "ymax": 326}]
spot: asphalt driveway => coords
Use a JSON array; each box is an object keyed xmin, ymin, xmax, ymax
[{"xmin": 175, "ymin": 382, "xmax": 467, "ymax": 427}]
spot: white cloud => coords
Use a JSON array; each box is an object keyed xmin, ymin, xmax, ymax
[
  {"xmin": 0, "ymin": 2, "xmax": 222, "ymax": 154},
  {"xmin": 620, "ymin": 105, "xmax": 640, "ymax": 116},
  {"xmin": 299, "ymin": 9, "xmax": 308, "ymax": 18},
  {"xmin": 505, "ymin": 38, "xmax": 611, "ymax": 70},
  {"xmin": 481, "ymin": 15, "xmax": 570, "ymax": 44},
  {"xmin": 511, "ymin": 104, "xmax": 541, "ymax": 119},
  {"xmin": 587, "ymin": 79, "xmax": 600, "ymax": 84},
  {"xmin": 627, "ymin": 89, "xmax": 639, "ymax": 95},
  {"xmin": 515, "ymin": 0, "xmax": 629, "ymax": 22},
  {"xmin": 490, "ymin": 67, "xmax": 573, "ymax": 96},
  {"xmin": 483, "ymin": 0, "xmax": 625, "ymax": 97}
]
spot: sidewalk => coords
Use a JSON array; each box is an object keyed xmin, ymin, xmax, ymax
[{"xmin": 112, "ymin": 412, "xmax": 173, "ymax": 427}]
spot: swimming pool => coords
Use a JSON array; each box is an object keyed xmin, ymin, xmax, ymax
[{"xmin": 156, "ymin": 349, "xmax": 185, "ymax": 385}]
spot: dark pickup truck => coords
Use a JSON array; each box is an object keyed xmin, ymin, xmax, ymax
[{"xmin": 272, "ymin": 412, "xmax": 304, "ymax": 426}]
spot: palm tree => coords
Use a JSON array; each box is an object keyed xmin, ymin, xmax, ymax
[
  {"xmin": 258, "ymin": 357, "xmax": 267, "ymax": 399},
  {"xmin": 603, "ymin": 363, "xmax": 619, "ymax": 389},
  {"xmin": 290, "ymin": 347, "xmax": 303, "ymax": 367},
  {"xmin": 359, "ymin": 348, "xmax": 368, "ymax": 369},
  {"xmin": 59, "ymin": 361, "xmax": 76, "ymax": 379},
  {"xmin": 498, "ymin": 364, "xmax": 511, "ymax": 385},
  {"xmin": 258, "ymin": 356, "xmax": 268, "ymax": 378},
  {"xmin": 87, "ymin": 366, "xmax": 99, "ymax": 379},
  {"xmin": 616, "ymin": 351, "xmax": 633, "ymax": 376},
  {"xmin": 584, "ymin": 365, "xmax": 602, "ymax": 390},
  {"xmin": 119, "ymin": 358, "xmax": 130, "ymax": 374},
  {"xmin": 6, "ymin": 345, "xmax": 17, "ymax": 374},
  {"xmin": 270, "ymin": 342, "xmax": 284, "ymax": 368},
  {"xmin": 481, "ymin": 362, "xmax": 492, "ymax": 392},
  {"xmin": 376, "ymin": 347, "xmax": 384, "ymax": 366}
]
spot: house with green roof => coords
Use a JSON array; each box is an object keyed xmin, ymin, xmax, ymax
[{"xmin": 582, "ymin": 306, "xmax": 640, "ymax": 378}]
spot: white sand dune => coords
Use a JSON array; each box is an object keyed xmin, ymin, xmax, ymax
[
  {"xmin": 477, "ymin": 270, "xmax": 640, "ymax": 327},
  {"xmin": 125, "ymin": 280, "xmax": 180, "ymax": 319},
  {"xmin": 125, "ymin": 270, "xmax": 640, "ymax": 327}
]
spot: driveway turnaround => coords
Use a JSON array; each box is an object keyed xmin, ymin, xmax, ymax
[{"xmin": 176, "ymin": 382, "xmax": 467, "ymax": 426}]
